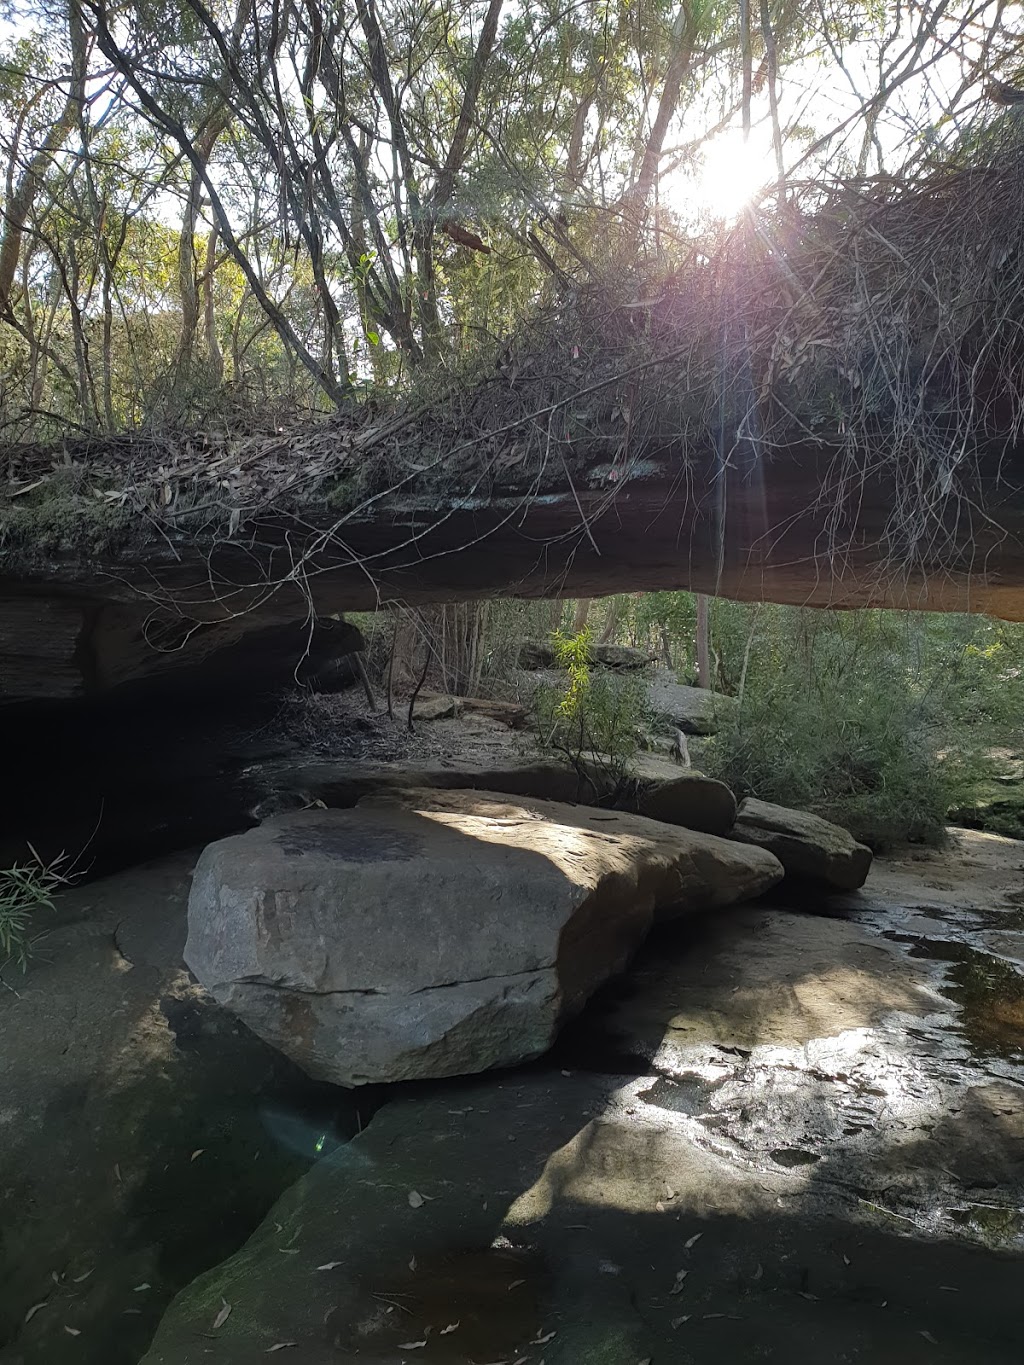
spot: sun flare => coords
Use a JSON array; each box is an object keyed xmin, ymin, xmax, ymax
[{"xmin": 694, "ymin": 130, "xmax": 770, "ymax": 221}]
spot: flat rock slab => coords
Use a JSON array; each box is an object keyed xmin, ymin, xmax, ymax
[
  {"xmin": 145, "ymin": 901, "xmax": 1024, "ymax": 1365},
  {"xmin": 264, "ymin": 753, "xmax": 738, "ymax": 837},
  {"xmin": 729, "ymin": 796, "xmax": 873, "ymax": 890},
  {"xmin": 185, "ymin": 790, "xmax": 782, "ymax": 1086},
  {"xmin": 646, "ymin": 675, "xmax": 737, "ymax": 734},
  {"xmin": 253, "ymin": 756, "xmax": 597, "ymax": 814}
]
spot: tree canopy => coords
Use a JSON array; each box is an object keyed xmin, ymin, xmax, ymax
[{"xmin": 0, "ymin": 0, "xmax": 1020, "ymax": 438}]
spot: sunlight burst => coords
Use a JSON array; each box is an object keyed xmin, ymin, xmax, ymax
[{"xmin": 694, "ymin": 131, "xmax": 770, "ymax": 221}]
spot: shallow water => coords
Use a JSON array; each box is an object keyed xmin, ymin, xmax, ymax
[{"xmin": 3, "ymin": 832, "xmax": 1024, "ymax": 1363}]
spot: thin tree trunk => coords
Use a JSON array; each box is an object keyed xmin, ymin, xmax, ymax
[
  {"xmin": 599, "ymin": 596, "xmax": 624, "ymax": 644},
  {"xmin": 740, "ymin": 0, "xmax": 753, "ymax": 138},
  {"xmin": 202, "ymin": 225, "xmax": 224, "ymax": 385},
  {"xmin": 572, "ymin": 599, "xmax": 593, "ymax": 634},
  {"xmin": 695, "ymin": 594, "xmax": 711, "ymax": 689},
  {"xmin": 0, "ymin": 1, "xmax": 87, "ymax": 313},
  {"xmin": 629, "ymin": 6, "xmax": 695, "ymax": 206},
  {"xmin": 759, "ymin": 0, "xmax": 786, "ymax": 201},
  {"xmin": 659, "ymin": 627, "xmax": 673, "ymax": 670}
]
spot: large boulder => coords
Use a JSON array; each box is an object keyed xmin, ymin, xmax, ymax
[
  {"xmin": 185, "ymin": 790, "xmax": 783, "ymax": 1086},
  {"xmin": 635, "ymin": 769, "xmax": 738, "ymax": 836},
  {"xmin": 518, "ymin": 640, "xmax": 649, "ymax": 671},
  {"xmin": 589, "ymin": 641, "xmax": 649, "ymax": 669},
  {"xmin": 728, "ymin": 797, "xmax": 873, "ymax": 891},
  {"xmin": 581, "ymin": 754, "xmax": 738, "ymax": 835},
  {"xmin": 647, "ymin": 675, "xmax": 737, "ymax": 735}
]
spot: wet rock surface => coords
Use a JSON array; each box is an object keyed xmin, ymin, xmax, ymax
[
  {"xmin": 0, "ymin": 855, "xmax": 373, "ymax": 1365},
  {"xmin": 185, "ymin": 790, "xmax": 783, "ymax": 1085},
  {"xmin": 146, "ymin": 828, "xmax": 1024, "ymax": 1364}
]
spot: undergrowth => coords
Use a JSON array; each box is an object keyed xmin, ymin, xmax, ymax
[
  {"xmin": 0, "ymin": 849, "xmax": 67, "ymax": 973},
  {"xmin": 532, "ymin": 627, "xmax": 650, "ymax": 794},
  {"xmin": 695, "ymin": 605, "xmax": 1024, "ymax": 850}
]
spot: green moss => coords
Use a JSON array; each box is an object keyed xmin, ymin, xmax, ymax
[
  {"xmin": 324, "ymin": 466, "xmax": 368, "ymax": 511},
  {"xmin": 0, "ymin": 469, "xmax": 131, "ymax": 565}
]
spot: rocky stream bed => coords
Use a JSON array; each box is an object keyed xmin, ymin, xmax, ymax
[{"xmin": 1, "ymin": 827, "xmax": 1022, "ymax": 1365}]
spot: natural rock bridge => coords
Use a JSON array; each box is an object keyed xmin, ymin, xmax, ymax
[
  {"xmin": 4, "ymin": 152, "xmax": 1024, "ymax": 704},
  {"xmin": 2, "ymin": 430, "xmax": 1022, "ymax": 705}
]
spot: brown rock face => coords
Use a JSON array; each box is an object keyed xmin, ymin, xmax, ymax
[{"xmin": 4, "ymin": 434, "xmax": 1024, "ymax": 702}]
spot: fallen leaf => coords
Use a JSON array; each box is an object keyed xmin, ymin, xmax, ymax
[
  {"xmin": 407, "ymin": 1191, "xmax": 425, "ymax": 1209},
  {"xmin": 655, "ymin": 1201, "xmax": 666, "ymax": 1213},
  {"xmin": 665, "ymin": 1185, "xmax": 676, "ymax": 1199},
  {"xmin": 64, "ymin": 1326, "xmax": 81, "ymax": 1337},
  {"xmin": 843, "ymin": 1255, "xmax": 851, "ymax": 1266},
  {"xmin": 72, "ymin": 1270, "xmax": 93, "ymax": 1284},
  {"xmin": 753, "ymin": 1263, "xmax": 763, "ymax": 1282},
  {"xmin": 530, "ymin": 1329, "xmax": 556, "ymax": 1344},
  {"xmin": 24, "ymin": 1303, "xmax": 47, "ymax": 1324},
  {"xmin": 408, "ymin": 1256, "xmax": 417, "ymax": 1272},
  {"xmin": 671, "ymin": 1314, "xmax": 692, "ymax": 1328},
  {"xmin": 507, "ymin": 1279, "xmax": 525, "ymax": 1291},
  {"xmin": 317, "ymin": 1262, "xmax": 343, "ymax": 1271},
  {"xmin": 396, "ymin": 1341, "xmax": 427, "ymax": 1350},
  {"xmin": 213, "ymin": 1299, "xmax": 232, "ymax": 1330},
  {"xmin": 919, "ymin": 1330, "xmax": 938, "ymax": 1344},
  {"xmin": 277, "ymin": 1248, "xmax": 299, "ymax": 1255},
  {"xmin": 669, "ymin": 1268, "xmax": 689, "ymax": 1295},
  {"xmin": 440, "ymin": 1321, "xmax": 459, "ymax": 1334},
  {"xmin": 133, "ymin": 1284, "xmax": 151, "ymax": 1293},
  {"xmin": 266, "ymin": 1344, "xmax": 297, "ymax": 1353},
  {"xmin": 684, "ymin": 1232, "xmax": 703, "ymax": 1249},
  {"xmin": 190, "ymin": 1150, "xmax": 204, "ymax": 1162}
]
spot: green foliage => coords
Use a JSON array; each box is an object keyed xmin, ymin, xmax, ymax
[
  {"xmin": 593, "ymin": 586, "xmax": 1024, "ymax": 849},
  {"xmin": 697, "ymin": 605, "xmax": 1024, "ymax": 850},
  {"xmin": 0, "ymin": 851, "xmax": 65, "ymax": 973},
  {"xmin": 533, "ymin": 627, "xmax": 650, "ymax": 785}
]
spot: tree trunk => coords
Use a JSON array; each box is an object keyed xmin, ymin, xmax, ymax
[
  {"xmin": 0, "ymin": 1, "xmax": 87, "ymax": 314},
  {"xmin": 695, "ymin": 594, "xmax": 711, "ymax": 688},
  {"xmin": 202, "ymin": 225, "xmax": 224, "ymax": 385}
]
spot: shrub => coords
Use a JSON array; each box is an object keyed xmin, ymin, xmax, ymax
[
  {"xmin": 700, "ymin": 607, "xmax": 1009, "ymax": 850},
  {"xmin": 532, "ymin": 627, "xmax": 650, "ymax": 792},
  {"xmin": 0, "ymin": 851, "xmax": 66, "ymax": 973}
]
